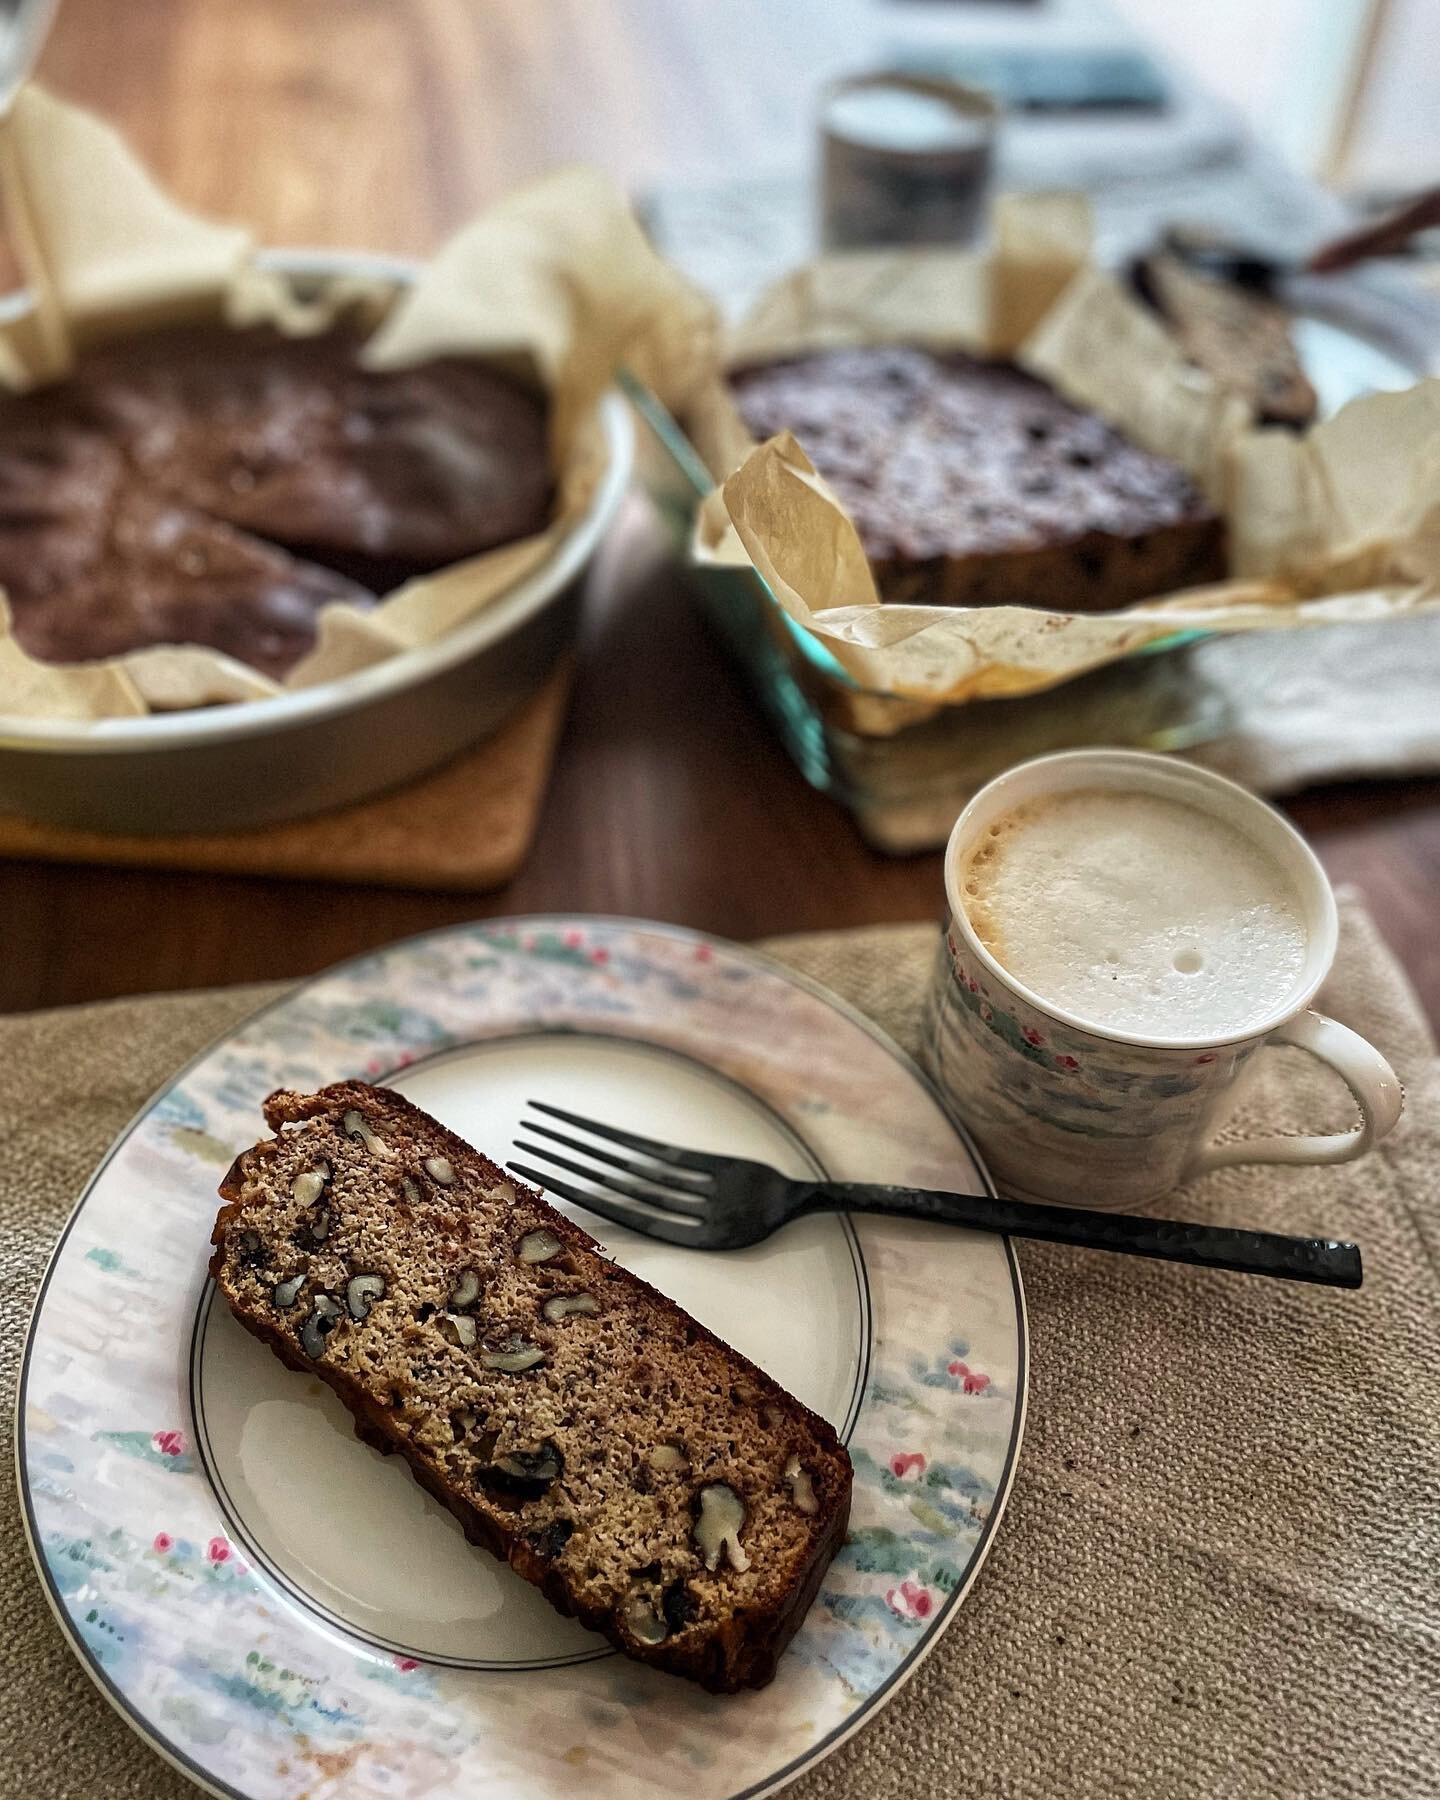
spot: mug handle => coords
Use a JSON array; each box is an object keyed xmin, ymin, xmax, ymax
[{"xmin": 1184, "ymin": 1010, "xmax": 1403, "ymax": 1178}]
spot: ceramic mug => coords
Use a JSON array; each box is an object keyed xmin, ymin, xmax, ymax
[{"xmin": 922, "ymin": 749, "xmax": 1403, "ymax": 1209}]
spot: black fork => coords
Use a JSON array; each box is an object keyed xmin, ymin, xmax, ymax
[{"xmin": 507, "ymin": 1101, "xmax": 1363, "ymax": 1288}]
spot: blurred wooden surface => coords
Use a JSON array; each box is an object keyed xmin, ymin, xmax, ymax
[{"xmin": 5, "ymin": 0, "xmax": 1439, "ymax": 1028}]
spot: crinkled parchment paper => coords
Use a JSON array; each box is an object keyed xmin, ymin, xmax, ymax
[
  {"xmin": 0, "ymin": 85, "xmax": 714, "ymax": 718},
  {"xmin": 691, "ymin": 195, "xmax": 1440, "ymax": 705}
]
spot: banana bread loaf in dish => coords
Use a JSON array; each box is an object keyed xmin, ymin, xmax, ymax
[
  {"xmin": 729, "ymin": 345, "xmax": 1226, "ymax": 612},
  {"xmin": 0, "ymin": 323, "xmax": 552, "ymax": 681},
  {"xmin": 210, "ymin": 1081, "xmax": 853, "ymax": 1692}
]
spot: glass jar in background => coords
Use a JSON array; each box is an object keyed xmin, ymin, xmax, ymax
[{"xmin": 819, "ymin": 72, "xmax": 999, "ymax": 251}]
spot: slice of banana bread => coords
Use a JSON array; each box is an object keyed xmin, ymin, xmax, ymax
[
  {"xmin": 210, "ymin": 1081, "xmax": 852, "ymax": 1691},
  {"xmin": 1132, "ymin": 253, "xmax": 1318, "ymax": 430}
]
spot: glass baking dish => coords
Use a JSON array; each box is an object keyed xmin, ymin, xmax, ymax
[{"xmin": 626, "ymin": 373, "xmax": 1227, "ymax": 853}]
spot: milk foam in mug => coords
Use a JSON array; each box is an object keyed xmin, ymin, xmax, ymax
[{"xmin": 923, "ymin": 750, "xmax": 1403, "ymax": 1209}]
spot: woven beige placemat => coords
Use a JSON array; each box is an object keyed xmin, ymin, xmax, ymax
[{"xmin": 3, "ymin": 895, "xmax": 1437, "ymax": 1799}]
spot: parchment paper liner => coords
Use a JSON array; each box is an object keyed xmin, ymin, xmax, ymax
[
  {"xmin": 688, "ymin": 195, "xmax": 1440, "ymax": 707},
  {"xmin": 0, "ymin": 86, "xmax": 714, "ymax": 719}
]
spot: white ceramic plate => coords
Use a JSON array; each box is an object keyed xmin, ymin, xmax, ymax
[{"xmin": 18, "ymin": 917, "xmax": 1026, "ymax": 1799}]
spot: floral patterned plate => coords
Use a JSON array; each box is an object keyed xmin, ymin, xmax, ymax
[{"xmin": 18, "ymin": 916, "xmax": 1026, "ymax": 1799}]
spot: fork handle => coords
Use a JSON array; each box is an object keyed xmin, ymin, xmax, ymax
[{"xmin": 798, "ymin": 1183, "xmax": 1362, "ymax": 1288}]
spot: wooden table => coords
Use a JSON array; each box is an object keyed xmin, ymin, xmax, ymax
[{"xmin": 10, "ymin": 0, "xmax": 1440, "ymax": 1025}]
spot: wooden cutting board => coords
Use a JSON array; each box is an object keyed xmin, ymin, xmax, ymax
[{"xmin": 0, "ymin": 662, "xmax": 572, "ymax": 892}]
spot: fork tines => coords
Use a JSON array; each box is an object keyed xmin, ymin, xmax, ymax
[
  {"xmin": 525, "ymin": 1102, "xmax": 723, "ymax": 1176},
  {"xmin": 507, "ymin": 1101, "xmax": 716, "ymax": 1245}
]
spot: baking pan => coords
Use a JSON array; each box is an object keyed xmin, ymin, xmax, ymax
[
  {"xmin": 0, "ymin": 251, "xmax": 633, "ymax": 834},
  {"xmin": 626, "ymin": 262, "xmax": 1438, "ymax": 855}
]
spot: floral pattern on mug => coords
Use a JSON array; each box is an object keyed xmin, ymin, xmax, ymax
[
  {"xmin": 926, "ymin": 928, "xmax": 1263, "ymax": 1204},
  {"xmin": 946, "ymin": 955, "xmax": 1094, "ymax": 1078}
]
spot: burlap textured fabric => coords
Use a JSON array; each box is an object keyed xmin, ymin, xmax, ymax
[{"xmin": 3, "ymin": 897, "xmax": 1436, "ymax": 1799}]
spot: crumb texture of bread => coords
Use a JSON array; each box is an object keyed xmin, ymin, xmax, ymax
[
  {"xmin": 211, "ymin": 1081, "xmax": 852, "ymax": 1692},
  {"xmin": 729, "ymin": 345, "xmax": 1227, "ymax": 613}
]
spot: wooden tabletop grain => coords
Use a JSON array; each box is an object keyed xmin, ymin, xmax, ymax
[{"xmin": 8, "ymin": 0, "xmax": 1440, "ymax": 1028}]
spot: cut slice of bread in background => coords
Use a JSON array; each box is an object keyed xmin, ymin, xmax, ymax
[{"xmin": 1134, "ymin": 253, "xmax": 1318, "ymax": 431}]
